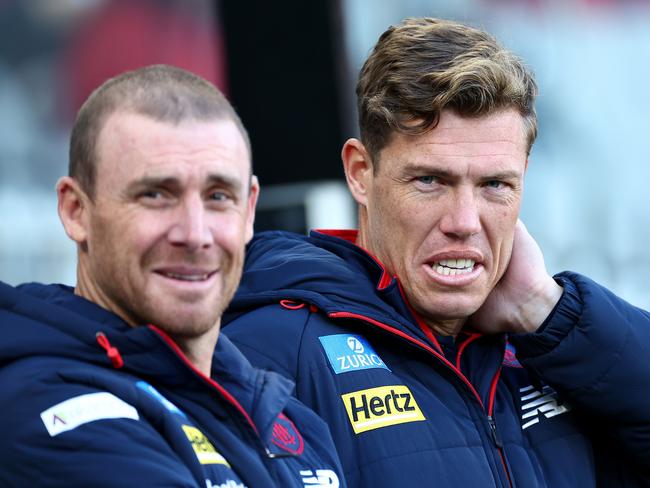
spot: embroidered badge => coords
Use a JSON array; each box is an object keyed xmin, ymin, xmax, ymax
[{"xmin": 271, "ymin": 413, "xmax": 304, "ymax": 455}]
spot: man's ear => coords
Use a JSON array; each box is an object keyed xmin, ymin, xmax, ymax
[
  {"xmin": 341, "ymin": 138, "xmax": 373, "ymax": 207},
  {"xmin": 245, "ymin": 175, "xmax": 260, "ymax": 243},
  {"xmin": 56, "ymin": 176, "xmax": 90, "ymax": 246}
]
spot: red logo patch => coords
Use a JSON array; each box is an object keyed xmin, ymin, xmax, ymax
[{"xmin": 271, "ymin": 413, "xmax": 304, "ymax": 455}]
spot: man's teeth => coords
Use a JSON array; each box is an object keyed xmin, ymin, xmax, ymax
[
  {"xmin": 432, "ymin": 259, "xmax": 475, "ymax": 276},
  {"xmin": 163, "ymin": 272, "xmax": 210, "ymax": 281}
]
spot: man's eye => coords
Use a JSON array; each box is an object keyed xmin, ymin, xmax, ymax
[
  {"xmin": 417, "ymin": 176, "xmax": 438, "ymax": 185},
  {"xmin": 209, "ymin": 191, "xmax": 229, "ymax": 202},
  {"xmin": 141, "ymin": 190, "xmax": 164, "ymax": 199},
  {"xmin": 485, "ymin": 180, "xmax": 505, "ymax": 189}
]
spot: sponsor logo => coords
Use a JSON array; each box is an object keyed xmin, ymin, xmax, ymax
[
  {"xmin": 40, "ymin": 392, "xmax": 138, "ymax": 437},
  {"xmin": 502, "ymin": 342, "xmax": 523, "ymax": 368},
  {"xmin": 271, "ymin": 413, "xmax": 304, "ymax": 455},
  {"xmin": 341, "ymin": 385, "xmax": 425, "ymax": 434},
  {"xmin": 300, "ymin": 469, "xmax": 340, "ymax": 487},
  {"xmin": 520, "ymin": 384, "xmax": 571, "ymax": 430},
  {"xmin": 319, "ymin": 334, "xmax": 389, "ymax": 375},
  {"xmin": 136, "ymin": 381, "xmax": 187, "ymax": 418},
  {"xmin": 182, "ymin": 425, "xmax": 230, "ymax": 466},
  {"xmin": 347, "ymin": 336, "xmax": 364, "ymax": 354},
  {"xmin": 206, "ymin": 480, "xmax": 246, "ymax": 488}
]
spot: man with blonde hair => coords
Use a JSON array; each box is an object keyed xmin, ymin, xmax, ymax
[{"xmin": 224, "ymin": 18, "xmax": 650, "ymax": 486}]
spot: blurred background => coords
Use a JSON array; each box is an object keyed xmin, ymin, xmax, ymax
[{"xmin": 1, "ymin": 0, "xmax": 648, "ymax": 308}]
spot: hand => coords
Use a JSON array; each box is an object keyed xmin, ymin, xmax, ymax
[{"xmin": 468, "ymin": 220, "xmax": 563, "ymax": 334}]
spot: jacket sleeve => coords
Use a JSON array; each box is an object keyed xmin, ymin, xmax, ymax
[
  {"xmin": 223, "ymin": 303, "xmax": 312, "ymax": 381},
  {"xmin": 509, "ymin": 271, "xmax": 650, "ymax": 471},
  {"xmin": 0, "ymin": 378, "xmax": 201, "ymax": 488}
]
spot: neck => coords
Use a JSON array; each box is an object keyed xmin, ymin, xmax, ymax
[
  {"xmin": 423, "ymin": 317, "xmax": 466, "ymax": 339},
  {"xmin": 170, "ymin": 325, "xmax": 220, "ymax": 377},
  {"xmin": 75, "ymin": 260, "xmax": 138, "ymax": 326},
  {"xmin": 355, "ymin": 208, "xmax": 371, "ymax": 250}
]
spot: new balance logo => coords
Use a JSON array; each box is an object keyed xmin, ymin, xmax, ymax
[
  {"xmin": 300, "ymin": 469, "xmax": 340, "ymax": 487},
  {"xmin": 520, "ymin": 384, "xmax": 570, "ymax": 430},
  {"xmin": 205, "ymin": 480, "xmax": 245, "ymax": 488}
]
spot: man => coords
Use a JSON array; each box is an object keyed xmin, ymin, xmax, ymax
[
  {"xmin": 223, "ymin": 18, "xmax": 650, "ymax": 486},
  {"xmin": 0, "ymin": 65, "xmax": 344, "ymax": 487}
]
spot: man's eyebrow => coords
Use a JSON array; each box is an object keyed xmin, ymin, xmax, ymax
[
  {"xmin": 481, "ymin": 170, "xmax": 522, "ymax": 181},
  {"xmin": 126, "ymin": 176, "xmax": 180, "ymax": 192},
  {"xmin": 205, "ymin": 173, "xmax": 243, "ymax": 191},
  {"xmin": 126, "ymin": 174, "xmax": 244, "ymax": 191},
  {"xmin": 401, "ymin": 163, "xmax": 458, "ymax": 179},
  {"xmin": 401, "ymin": 163, "xmax": 522, "ymax": 180}
]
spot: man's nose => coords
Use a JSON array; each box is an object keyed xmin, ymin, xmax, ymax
[
  {"xmin": 167, "ymin": 195, "xmax": 213, "ymax": 250},
  {"xmin": 438, "ymin": 187, "xmax": 482, "ymax": 239}
]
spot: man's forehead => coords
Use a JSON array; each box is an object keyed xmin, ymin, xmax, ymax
[
  {"xmin": 379, "ymin": 110, "xmax": 528, "ymax": 165},
  {"xmin": 96, "ymin": 111, "xmax": 249, "ymax": 169},
  {"xmin": 90, "ymin": 111, "xmax": 252, "ymax": 199},
  {"xmin": 99, "ymin": 110, "xmax": 244, "ymax": 145}
]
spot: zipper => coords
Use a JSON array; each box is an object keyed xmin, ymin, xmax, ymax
[
  {"xmin": 487, "ymin": 415, "xmax": 513, "ymax": 487},
  {"xmin": 328, "ymin": 310, "xmax": 514, "ymax": 487},
  {"xmin": 487, "ymin": 367, "xmax": 513, "ymax": 487},
  {"xmin": 487, "ymin": 416, "xmax": 503, "ymax": 448}
]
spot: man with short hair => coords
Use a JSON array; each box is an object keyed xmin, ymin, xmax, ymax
[
  {"xmin": 223, "ymin": 18, "xmax": 650, "ymax": 486},
  {"xmin": 0, "ymin": 65, "xmax": 344, "ymax": 487}
]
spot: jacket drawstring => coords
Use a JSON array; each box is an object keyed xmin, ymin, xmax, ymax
[{"xmin": 96, "ymin": 332, "xmax": 124, "ymax": 369}]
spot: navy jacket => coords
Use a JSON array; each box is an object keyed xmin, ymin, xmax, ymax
[
  {"xmin": 224, "ymin": 230, "xmax": 650, "ymax": 487},
  {"xmin": 0, "ymin": 281, "xmax": 345, "ymax": 487}
]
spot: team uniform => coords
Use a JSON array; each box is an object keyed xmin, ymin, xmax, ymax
[
  {"xmin": 224, "ymin": 230, "xmax": 650, "ymax": 487},
  {"xmin": 0, "ymin": 281, "xmax": 344, "ymax": 488}
]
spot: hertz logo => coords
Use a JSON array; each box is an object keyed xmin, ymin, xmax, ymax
[
  {"xmin": 341, "ymin": 385, "xmax": 425, "ymax": 434},
  {"xmin": 181, "ymin": 424, "xmax": 230, "ymax": 466}
]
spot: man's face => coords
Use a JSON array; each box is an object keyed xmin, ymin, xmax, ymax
[
  {"xmin": 77, "ymin": 111, "xmax": 257, "ymax": 338},
  {"xmin": 357, "ymin": 109, "xmax": 527, "ymax": 328}
]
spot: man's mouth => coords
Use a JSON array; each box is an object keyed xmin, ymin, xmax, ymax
[
  {"xmin": 431, "ymin": 258, "xmax": 476, "ymax": 276},
  {"xmin": 158, "ymin": 271, "xmax": 212, "ymax": 281},
  {"xmin": 155, "ymin": 268, "xmax": 217, "ymax": 282}
]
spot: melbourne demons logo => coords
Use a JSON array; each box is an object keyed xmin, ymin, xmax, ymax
[{"xmin": 271, "ymin": 413, "xmax": 304, "ymax": 454}]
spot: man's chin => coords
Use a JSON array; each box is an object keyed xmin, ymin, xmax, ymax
[
  {"xmin": 422, "ymin": 296, "xmax": 484, "ymax": 322},
  {"xmin": 143, "ymin": 303, "xmax": 220, "ymax": 337}
]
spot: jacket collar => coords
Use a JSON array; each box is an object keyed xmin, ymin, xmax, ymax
[
  {"xmin": 228, "ymin": 230, "xmax": 434, "ymax": 344},
  {"xmin": 0, "ymin": 281, "xmax": 294, "ymax": 441}
]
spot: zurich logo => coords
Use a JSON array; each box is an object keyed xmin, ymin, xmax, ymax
[
  {"xmin": 319, "ymin": 334, "xmax": 390, "ymax": 375},
  {"xmin": 347, "ymin": 337, "xmax": 365, "ymax": 354}
]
